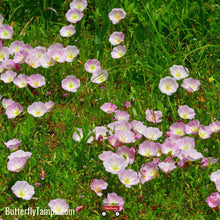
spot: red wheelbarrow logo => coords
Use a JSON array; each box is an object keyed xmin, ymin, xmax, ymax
[{"xmin": 101, "ymin": 203, "xmax": 120, "ymax": 217}]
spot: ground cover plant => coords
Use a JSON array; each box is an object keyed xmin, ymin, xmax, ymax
[{"xmin": 0, "ymin": 0, "xmax": 220, "ymax": 219}]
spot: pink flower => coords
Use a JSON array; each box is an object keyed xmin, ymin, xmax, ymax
[
  {"xmin": 28, "ymin": 74, "xmax": 46, "ymax": 88},
  {"xmin": 60, "ymin": 25, "xmax": 76, "ymax": 37},
  {"xmin": 40, "ymin": 53, "xmax": 55, "ymax": 68},
  {"xmin": 84, "ymin": 59, "xmax": 101, "ymax": 74},
  {"xmin": 100, "ymin": 102, "xmax": 117, "ymax": 113},
  {"xmin": 167, "ymin": 122, "xmax": 186, "ymax": 136},
  {"xmin": 206, "ymin": 192, "xmax": 220, "ymax": 208},
  {"xmin": 65, "ymin": 45, "xmax": 79, "ymax": 62},
  {"xmin": 158, "ymin": 162, "xmax": 177, "ymax": 174},
  {"xmin": 7, "ymin": 157, "xmax": 27, "ymax": 172},
  {"xmin": 161, "ymin": 139, "xmax": 179, "ymax": 156},
  {"xmin": 209, "ymin": 121, "xmax": 220, "ymax": 133},
  {"xmin": 4, "ymin": 138, "xmax": 22, "ymax": 150},
  {"xmin": 176, "ymin": 137, "xmax": 195, "ymax": 150},
  {"xmin": 181, "ymin": 149, "xmax": 203, "ymax": 161},
  {"xmin": 118, "ymin": 169, "xmax": 139, "ymax": 188},
  {"xmin": 108, "ymin": 120, "xmax": 131, "ymax": 131},
  {"xmin": 109, "ymin": 32, "xmax": 124, "ymax": 45},
  {"xmin": 2, "ymin": 98, "xmax": 15, "ymax": 109},
  {"xmin": 210, "ymin": 170, "xmax": 220, "ymax": 183},
  {"xmin": 11, "ymin": 181, "xmax": 35, "ymax": 200},
  {"xmin": 2, "ymin": 59, "xmax": 16, "ymax": 70},
  {"xmin": 48, "ymin": 199, "xmax": 69, "ymax": 215},
  {"xmin": 13, "ymin": 74, "xmax": 28, "ymax": 88},
  {"xmin": 13, "ymin": 50, "xmax": 29, "ymax": 64},
  {"xmin": 48, "ymin": 43, "xmax": 64, "ymax": 54},
  {"xmin": 181, "ymin": 77, "xmax": 201, "ymax": 92},
  {"xmin": 130, "ymin": 120, "xmax": 146, "ymax": 134},
  {"xmin": 25, "ymin": 54, "xmax": 41, "ymax": 68},
  {"xmin": 138, "ymin": 162, "xmax": 158, "ymax": 184},
  {"xmin": 178, "ymin": 105, "xmax": 195, "ymax": 119},
  {"xmin": 103, "ymin": 153, "xmax": 127, "ymax": 174},
  {"xmin": 9, "ymin": 40, "xmax": 24, "ymax": 54},
  {"xmin": 125, "ymin": 101, "xmax": 131, "ymax": 109},
  {"xmin": 159, "ymin": 76, "xmax": 178, "ymax": 96},
  {"xmin": 170, "ymin": 65, "xmax": 189, "ymax": 80},
  {"xmin": 27, "ymin": 102, "xmax": 48, "ymax": 117},
  {"xmin": 66, "ymin": 8, "xmax": 83, "ymax": 23},
  {"xmin": 90, "ymin": 179, "xmax": 108, "ymax": 196},
  {"xmin": 145, "ymin": 109, "xmax": 163, "ymax": 123},
  {"xmin": 185, "ymin": 120, "xmax": 200, "ymax": 134},
  {"xmin": 8, "ymin": 150, "xmax": 32, "ymax": 160},
  {"xmin": 93, "ymin": 126, "xmax": 108, "ymax": 140},
  {"xmin": 103, "ymin": 193, "xmax": 124, "ymax": 211},
  {"xmin": 141, "ymin": 127, "xmax": 163, "ymax": 140},
  {"xmin": 70, "ymin": 0, "xmax": 87, "ymax": 11},
  {"xmin": 117, "ymin": 146, "xmax": 135, "ymax": 165},
  {"xmin": 114, "ymin": 110, "xmax": 130, "ymax": 121},
  {"xmin": 61, "ymin": 75, "xmax": 80, "ymax": 92},
  {"xmin": 111, "ymin": 45, "xmax": 126, "ymax": 59},
  {"xmin": 198, "ymin": 125, "xmax": 212, "ymax": 139},
  {"xmin": 115, "ymin": 130, "xmax": 135, "ymax": 143},
  {"xmin": 5, "ymin": 102, "xmax": 23, "ymax": 119},
  {"xmin": 90, "ymin": 70, "xmax": 108, "ymax": 84},
  {"xmin": 0, "ymin": 24, "xmax": 13, "ymax": 39},
  {"xmin": 75, "ymin": 206, "xmax": 84, "ymax": 212},
  {"xmin": 108, "ymin": 8, "xmax": 126, "ymax": 24},
  {"xmin": 32, "ymin": 46, "xmax": 46, "ymax": 59},
  {"xmin": 0, "ymin": 70, "xmax": 17, "ymax": 83},
  {"xmin": 72, "ymin": 128, "xmax": 83, "ymax": 142},
  {"xmin": 45, "ymin": 101, "xmax": 54, "ymax": 111},
  {"xmin": 51, "ymin": 49, "xmax": 66, "ymax": 63},
  {"xmin": 138, "ymin": 141, "xmax": 160, "ymax": 157},
  {"xmin": 99, "ymin": 151, "xmax": 115, "ymax": 162},
  {"xmin": 0, "ymin": 45, "xmax": 9, "ymax": 61}
]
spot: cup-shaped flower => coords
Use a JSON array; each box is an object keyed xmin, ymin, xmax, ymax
[
  {"xmin": 99, "ymin": 151, "xmax": 115, "ymax": 162},
  {"xmin": 130, "ymin": 120, "xmax": 146, "ymax": 134},
  {"xmin": 2, "ymin": 59, "xmax": 16, "ymax": 70},
  {"xmin": 206, "ymin": 192, "xmax": 220, "ymax": 208},
  {"xmin": 27, "ymin": 102, "xmax": 48, "ymax": 117},
  {"xmin": 198, "ymin": 125, "xmax": 212, "ymax": 139},
  {"xmin": 103, "ymin": 153, "xmax": 127, "ymax": 174},
  {"xmin": 142, "ymin": 127, "xmax": 163, "ymax": 140},
  {"xmin": 210, "ymin": 170, "xmax": 220, "ymax": 183},
  {"xmin": 7, "ymin": 157, "xmax": 27, "ymax": 172},
  {"xmin": 181, "ymin": 148, "xmax": 203, "ymax": 161},
  {"xmin": 181, "ymin": 77, "xmax": 201, "ymax": 92},
  {"xmin": 0, "ymin": 70, "xmax": 17, "ymax": 83},
  {"xmin": 145, "ymin": 109, "xmax": 163, "ymax": 123},
  {"xmin": 8, "ymin": 150, "xmax": 32, "ymax": 160},
  {"xmin": 60, "ymin": 25, "xmax": 76, "ymax": 37},
  {"xmin": 108, "ymin": 134, "xmax": 120, "ymax": 148},
  {"xmin": 66, "ymin": 8, "xmax": 83, "ymax": 23},
  {"xmin": 13, "ymin": 74, "xmax": 28, "ymax": 88},
  {"xmin": 2, "ymin": 98, "xmax": 15, "ymax": 109},
  {"xmin": 158, "ymin": 162, "xmax": 177, "ymax": 174},
  {"xmin": 111, "ymin": 45, "xmax": 126, "ymax": 59},
  {"xmin": 138, "ymin": 162, "xmax": 158, "ymax": 184},
  {"xmin": 4, "ymin": 138, "xmax": 22, "ymax": 150},
  {"xmin": 48, "ymin": 199, "xmax": 69, "ymax": 215},
  {"xmin": 0, "ymin": 24, "xmax": 13, "ymax": 39},
  {"xmin": 170, "ymin": 65, "xmax": 189, "ymax": 80},
  {"xmin": 108, "ymin": 8, "xmax": 126, "ymax": 24},
  {"xmin": 28, "ymin": 74, "xmax": 46, "ymax": 88},
  {"xmin": 103, "ymin": 193, "xmax": 124, "ymax": 211},
  {"xmin": 65, "ymin": 46, "xmax": 79, "ymax": 62},
  {"xmin": 32, "ymin": 46, "xmax": 46, "ymax": 59},
  {"xmin": 45, "ymin": 101, "xmax": 54, "ymax": 112},
  {"xmin": 14, "ymin": 49, "xmax": 29, "ymax": 64},
  {"xmin": 178, "ymin": 105, "xmax": 195, "ymax": 119},
  {"xmin": 84, "ymin": 59, "xmax": 101, "ymax": 74},
  {"xmin": 25, "ymin": 54, "xmax": 41, "ymax": 68},
  {"xmin": 114, "ymin": 110, "xmax": 130, "ymax": 121},
  {"xmin": 40, "ymin": 53, "xmax": 55, "ymax": 68},
  {"xmin": 176, "ymin": 137, "xmax": 195, "ymax": 150},
  {"xmin": 91, "ymin": 70, "xmax": 108, "ymax": 84},
  {"xmin": 6, "ymin": 102, "xmax": 23, "ymax": 119},
  {"xmin": 161, "ymin": 139, "xmax": 179, "ymax": 156},
  {"xmin": 72, "ymin": 128, "xmax": 83, "ymax": 142},
  {"xmin": 209, "ymin": 121, "xmax": 220, "ymax": 133},
  {"xmin": 11, "ymin": 181, "xmax": 35, "ymax": 200},
  {"xmin": 117, "ymin": 146, "xmax": 135, "ymax": 165},
  {"xmin": 185, "ymin": 120, "xmax": 200, "ymax": 134},
  {"xmin": 70, "ymin": 0, "xmax": 87, "ymax": 11},
  {"xmin": 167, "ymin": 122, "xmax": 186, "ymax": 136},
  {"xmin": 118, "ymin": 169, "xmax": 139, "ymax": 188},
  {"xmin": 90, "ymin": 179, "xmax": 108, "ymax": 196},
  {"xmin": 108, "ymin": 120, "xmax": 131, "ymax": 131},
  {"xmin": 100, "ymin": 102, "xmax": 117, "ymax": 113},
  {"xmin": 9, "ymin": 40, "xmax": 24, "ymax": 54},
  {"xmin": 51, "ymin": 49, "xmax": 66, "ymax": 63},
  {"xmin": 93, "ymin": 126, "xmax": 108, "ymax": 140},
  {"xmin": 0, "ymin": 46, "xmax": 9, "ymax": 61},
  {"xmin": 48, "ymin": 43, "xmax": 64, "ymax": 53},
  {"xmin": 109, "ymin": 32, "xmax": 124, "ymax": 45},
  {"xmin": 115, "ymin": 130, "xmax": 135, "ymax": 144},
  {"xmin": 159, "ymin": 76, "xmax": 178, "ymax": 95},
  {"xmin": 138, "ymin": 141, "xmax": 160, "ymax": 157},
  {"xmin": 61, "ymin": 75, "xmax": 80, "ymax": 92}
]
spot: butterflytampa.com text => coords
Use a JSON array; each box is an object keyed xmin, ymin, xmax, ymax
[{"xmin": 5, "ymin": 207, "xmax": 75, "ymax": 217}]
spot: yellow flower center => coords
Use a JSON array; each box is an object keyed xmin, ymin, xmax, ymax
[
  {"xmin": 165, "ymin": 84, "xmax": 171, "ymax": 91},
  {"xmin": 68, "ymin": 83, "xmax": 75, "ymax": 89},
  {"xmin": 149, "ymin": 169, "xmax": 156, "ymax": 177},
  {"xmin": 18, "ymin": 190, "xmax": 25, "ymax": 197},
  {"xmin": 124, "ymin": 178, "xmax": 130, "ymax": 184},
  {"xmin": 35, "ymin": 110, "xmax": 41, "ymax": 116},
  {"xmin": 3, "ymin": 31, "xmax": 9, "ymax": 37},
  {"xmin": 0, "ymin": 52, "xmax": 4, "ymax": 59},
  {"xmin": 72, "ymin": 14, "xmax": 79, "ymax": 20},
  {"xmin": 175, "ymin": 71, "xmax": 182, "ymax": 78},
  {"xmin": 54, "ymin": 206, "xmax": 62, "ymax": 213},
  {"xmin": 33, "ymin": 82, "xmax": 39, "ymax": 87},
  {"xmin": 112, "ymin": 165, "xmax": 118, "ymax": 171},
  {"xmin": 176, "ymin": 129, "xmax": 183, "ymax": 136},
  {"xmin": 13, "ymin": 109, "xmax": 20, "ymax": 116},
  {"xmin": 30, "ymin": 62, "xmax": 36, "ymax": 67}
]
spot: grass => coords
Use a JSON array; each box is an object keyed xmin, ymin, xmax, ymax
[{"xmin": 0, "ymin": 0, "xmax": 220, "ymax": 219}]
